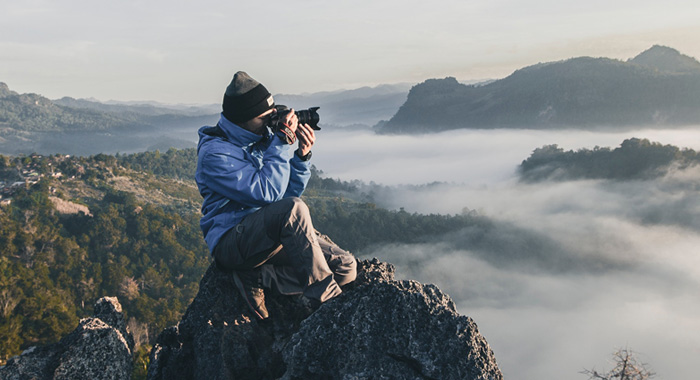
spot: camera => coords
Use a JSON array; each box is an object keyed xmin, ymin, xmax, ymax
[{"xmin": 269, "ymin": 105, "xmax": 321, "ymax": 131}]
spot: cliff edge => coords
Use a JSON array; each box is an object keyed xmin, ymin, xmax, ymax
[{"xmin": 147, "ymin": 258, "xmax": 503, "ymax": 380}]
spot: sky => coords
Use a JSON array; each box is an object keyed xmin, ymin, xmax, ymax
[{"xmin": 2, "ymin": 0, "xmax": 700, "ymax": 104}]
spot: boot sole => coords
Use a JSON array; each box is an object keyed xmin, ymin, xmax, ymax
[{"xmin": 232, "ymin": 272, "xmax": 267, "ymax": 320}]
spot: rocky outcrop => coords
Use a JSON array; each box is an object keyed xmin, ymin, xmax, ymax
[
  {"xmin": 148, "ymin": 259, "xmax": 503, "ymax": 380},
  {"xmin": 0, "ymin": 297, "xmax": 134, "ymax": 380}
]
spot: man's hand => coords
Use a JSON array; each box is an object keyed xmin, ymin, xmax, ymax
[
  {"xmin": 282, "ymin": 109, "xmax": 298, "ymax": 133},
  {"xmin": 297, "ymin": 122, "xmax": 315, "ymax": 157},
  {"xmin": 275, "ymin": 108, "xmax": 300, "ymax": 145}
]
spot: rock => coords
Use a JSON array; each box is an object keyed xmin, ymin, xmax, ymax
[
  {"xmin": 148, "ymin": 259, "xmax": 503, "ymax": 380},
  {"xmin": 0, "ymin": 297, "xmax": 134, "ymax": 380}
]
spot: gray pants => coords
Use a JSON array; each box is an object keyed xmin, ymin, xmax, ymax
[{"xmin": 213, "ymin": 197, "xmax": 357, "ymax": 303}]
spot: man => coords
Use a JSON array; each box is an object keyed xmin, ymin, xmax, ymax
[{"xmin": 195, "ymin": 71, "xmax": 357, "ymax": 320}]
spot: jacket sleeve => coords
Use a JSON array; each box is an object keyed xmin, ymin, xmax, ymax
[
  {"xmin": 200, "ymin": 136, "xmax": 294, "ymax": 207},
  {"xmin": 284, "ymin": 153, "xmax": 311, "ymax": 198}
]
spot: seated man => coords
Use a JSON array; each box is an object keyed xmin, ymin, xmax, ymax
[{"xmin": 195, "ymin": 71, "xmax": 357, "ymax": 320}]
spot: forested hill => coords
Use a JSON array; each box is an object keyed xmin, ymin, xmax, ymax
[
  {"xmin": 377, "ymin": 45, "xmax": 700, "ymax": 133},
  {"xmin": 0, "ymin": 149, "xmax": 485, "ymax": 378},
  {"xmin": 0, "ymin": 83, "xmax": 144, "ymax": 132},
  {"xmin": 0, "ymin": 82, "xmax": 216, "ymax": 133},
  {"xmin": 518, "ymin": 138, "xmax": 700, "ymax": 181}
]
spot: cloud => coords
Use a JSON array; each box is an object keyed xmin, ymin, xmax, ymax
[
  {"xmin": 316, "ymin": 128, "xmax": 700, "ymax": 380},
  {"xmin": 365, "ymin": 219, "xmax": 700, "ymax": 379},
  {"xmin": 313, "ymin": 127, "xmax": 700, "ymax": 186}
]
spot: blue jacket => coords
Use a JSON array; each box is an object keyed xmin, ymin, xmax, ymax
[{"xmin": 195, "ymin": 114, "xmax": 311, "ymax": 253}]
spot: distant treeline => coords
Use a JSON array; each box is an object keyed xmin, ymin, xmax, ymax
[{"xmin": 519, "ymin": 138, "xmax": 700, "ymax": 181}]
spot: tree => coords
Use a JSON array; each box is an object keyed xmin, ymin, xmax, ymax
[{"xmin": 582, "ymin": 348, "xmax": 656, "ymax": 380}]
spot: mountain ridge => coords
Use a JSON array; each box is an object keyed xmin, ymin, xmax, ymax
[
  {"xmin": 0, "ymin": 81, "xmax": 412, "ymax": 155},
  {"xmin": 378, "ymin": 45, "xmax": 700, "ymax": 133}
]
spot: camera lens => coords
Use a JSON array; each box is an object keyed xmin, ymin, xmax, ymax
[
  {"xmin": 269, "ymin": 105, "xmax": 321, "ymax": 131},
  {"xmin": 296, "ymin": 107, "xmax": 321, "ymax": 130}
]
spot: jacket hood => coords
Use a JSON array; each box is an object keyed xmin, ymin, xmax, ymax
[{"xmin": 198, "ymin": 114, "xmax": 266, "ymax": 152}]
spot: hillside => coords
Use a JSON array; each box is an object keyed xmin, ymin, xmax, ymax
[
  {"xmin": 0, "ymin": 83, "xmax": 218, "ymax": 134},
  {"xmin": 378, "ymin": 46, "xmax": 700, "ymax": 133},
  {"xmin": 0, "ymin": 83, "xmax": 145, "ymax": 132},
  {"xmin": 0, "ymin": 83, "xmax": 215, "ymax": 156},
  {"xmin": 0, "ymin": 148, "xmax": 488, "ymax": 378}
]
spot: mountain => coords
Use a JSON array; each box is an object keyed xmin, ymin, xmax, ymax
[
  {"xmin": 274, "ymin": 83, "xmax": 412, "ymax": 127},
  {"xmin": 53, "ymin": 83, "xmax": 413, "ymax": 130},
  {"xmin": 0, "ymin": 83, "xmax": 216, "ymax": 156},
  {"xmin": 0, "ymin": 82, "xmax": 146, "ymax": 132},
  {"xmin": 0, "ymin": 82, "xmax": 411, "ymax": 156},
  {"xmin": 377, "ymin": 46, "xmax": 700, "ymax": 133}
]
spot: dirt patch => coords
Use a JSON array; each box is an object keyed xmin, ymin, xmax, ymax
[{"xmin": 50, "ymin": 196, "xmax": 92, "ymax": 216}]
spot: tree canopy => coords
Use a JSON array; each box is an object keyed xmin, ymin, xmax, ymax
[{"xmin": 518, "ymin": 138, "xmax": 700, "ymax": 181}]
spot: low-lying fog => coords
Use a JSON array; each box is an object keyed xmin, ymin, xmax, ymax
[{"xmin": 312, "ymin": 127, "xmax": 700, "ymax": 380}]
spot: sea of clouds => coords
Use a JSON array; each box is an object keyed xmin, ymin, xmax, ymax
[{"xmin": 312, "ymin": 127, "xmax": 700, "ymax": 380}]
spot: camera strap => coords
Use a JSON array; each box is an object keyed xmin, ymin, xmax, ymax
[{"xmin": 276, "ymin": 125, "xmax": 297, "ymax": 145}]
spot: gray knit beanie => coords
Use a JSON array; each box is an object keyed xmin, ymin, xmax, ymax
[{"xmin": 222, "ymin": 71, "xmax": 275, "ymax": 124}]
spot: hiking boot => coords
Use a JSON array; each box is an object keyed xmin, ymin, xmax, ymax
[{"xmin": 232, "ymin": 270, "xmax": 269, "ymax": 320}]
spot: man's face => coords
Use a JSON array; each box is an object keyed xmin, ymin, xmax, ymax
[{"xmin": 241, "ymin": 108, "xmax": 274, "ymax": 134}]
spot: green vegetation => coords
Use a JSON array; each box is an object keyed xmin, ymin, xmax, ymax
[
  {"xmin": 306, "ymin": 197, "xmax": 478, "ymax": 252},
  {"xmin": 0, "ymin": 181, "xmax": 209, "ymax": 370},
  {"xmin": 116, "ymin": 148, "xmax": 198, "ymax": 180},
  {"xmin": 0, "ymin": 148, "xmax": 480, "ymax": 376},
  {"xmin": 518, "ymin": 138, "xmax": 700, "ymax": 181}
]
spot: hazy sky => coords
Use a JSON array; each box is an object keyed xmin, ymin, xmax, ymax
[{"xmin": 2, "ymin": 0, "xmax": 700, "ymax": 104}]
